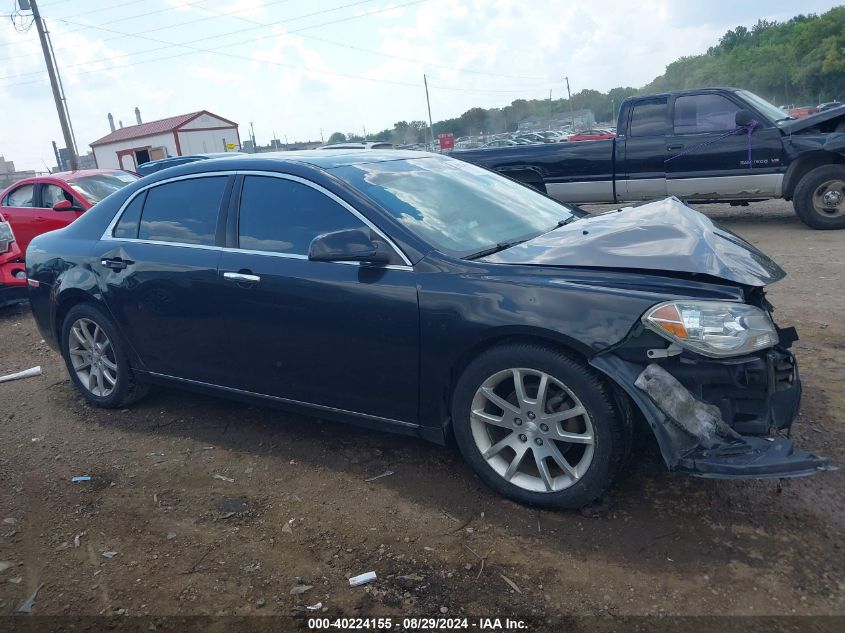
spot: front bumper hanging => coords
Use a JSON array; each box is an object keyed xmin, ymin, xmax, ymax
[{"xmin": 590, "ymin": 350, "xmax": 834, "ymax": 480}]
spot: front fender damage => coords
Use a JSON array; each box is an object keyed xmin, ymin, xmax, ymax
[{"xmin": 590, "ymin": 354, "xmax": 835, "ymax": 479}]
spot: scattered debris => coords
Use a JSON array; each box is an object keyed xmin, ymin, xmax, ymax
[
  {"xmin": 306, "ymin": 602, "xmax": 323, "ymax": 611},
  {"xmin": 3, "ymin": 517, "xmax": 17, "ymax": 525},
  {"xmin": 255, "ymin": 597, "xmax": 266, "ymax": 608},
  {"xmin": 290, "ymin": 585, "xmax": 313, "ymax": 595},
  {"xmin": 73, "ymin": 533, "xmax": 84, "ymax": 548},
  {"xmin": 349, "ymin": 571, "xmax": 377, "ymax": 587},
  {"xmin": 396, "ymin": 573, "xmax": 424, "ymax": 582},
  {"xmin": 500, "ymin": 573, "xmax": 522, "ymax": 594},
  {"xmin": 0, "ymin": 366, "xmax": 42, "ymax": 384},
  {"xmin": 282, "ymin": 519, "xmax": 294, "ymax": 534},
  {"xmin": 213, "ymin": 474, "xmax": 235, "ymax": 483},
  {"xmin": 102, "ymin": 551, "xmax": 118, "ymax": 559},
  {"xmin": 364, "ymin": 470, "xmax": 395, "ymax": 482},
  {"xmin": 8, "ymin": 576, "xmax": 22, "ymax": 584},
  {"xmin": 166, "ymin": 532, "xmax": 177, "ymax": 540},
  {"xmin": 0, "ymin": 561, "xmax": 12, "ymax": 572},
  {"xmin": 71, "ymin": 476, "xmax": 91, "ymax": 483},
  {"xmin": 16, "ymin": 583, "xmax": 44, "ymax": 613}
]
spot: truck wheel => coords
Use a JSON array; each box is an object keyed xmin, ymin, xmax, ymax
[{"xmin": 793, "ymin": 165, "xmax": 845, "ymax": 230}]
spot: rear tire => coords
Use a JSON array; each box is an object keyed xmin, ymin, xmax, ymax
[
  {"xmin": 793, "ymin": 165, "xmax": 845, "ymax": 230},
  {"xmin": 451, "ymin": 343, "xmax": 627, "ymax": 509},
  {"xmin": 60, "ymin": 303, "xmax": 149, "ymax": 408}
]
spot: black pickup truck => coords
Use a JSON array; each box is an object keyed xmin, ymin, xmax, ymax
[{"xmin": 454, "ymin": 88, "xmax": 845, "ymax": 229}]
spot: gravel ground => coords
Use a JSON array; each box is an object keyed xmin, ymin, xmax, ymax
[{"xmin": 0, "ymin": 199, "xmax": 843, "ymax": 630}]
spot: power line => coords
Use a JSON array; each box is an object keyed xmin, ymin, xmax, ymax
[
  {"xmin": 0, "ymin": 0, "xmax": 418, "ymax": 82},
  {"xmin": 0, "ymin": 0, "xmax": 306, "ymax": 58},
  {"xmin": 0, "ymin": 0, "xmax": 433, "ymax": 89},
  {"xmin": 164, "ymin": 0, "xmax": 548, "ymax": 83}
]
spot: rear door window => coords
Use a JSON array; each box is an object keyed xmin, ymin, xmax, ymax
[
  {"xmin": 629, "ymin": 98, "xmax": 668, "ymax": 137},
  {"xmin": 138, "ymin": 177, "xmax": 227, "ymax": 245},
  {"xmin": 237, "ymin": 176, "xmax": 367, "ymax": 256},
  {"xmin": 674, "ymin": 94, "xmax": 741, "ymax": 133},
  {"xmin": 5, "ymin": 184, "xmax": 35, "ymax": 207}
]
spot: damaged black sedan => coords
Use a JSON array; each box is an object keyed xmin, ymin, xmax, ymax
[{"xmin": 25, "ymin": 151, "xmax": 831, "ymax": 508}]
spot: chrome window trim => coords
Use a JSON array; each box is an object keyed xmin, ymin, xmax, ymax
[{"xmin": 101, "ymin": 169, "xmax": 413, "ymax": 268}]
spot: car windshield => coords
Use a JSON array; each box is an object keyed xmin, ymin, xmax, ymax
[
  {"xmin": 738, "ymin": 90, "xmax": 793, "ymax": 123},
  {"xmin": 69, "ymin": 172, "xmax": 138, "ymax": 203},
  {"xmin": 331, "ymin": 156, "xmax": 577, "ymax": 256}
]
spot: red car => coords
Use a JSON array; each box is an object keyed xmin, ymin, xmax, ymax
[
  {"xmin": 0, "ymin": 169, "xmax": 138, "ymax": 254},
  {"xmin": 568, "ymin": 129, "xmax": 616, "ymax": 142},
  {"xmin": 0, "ymin": 212, "xmax": 26, "ymax": 308}
]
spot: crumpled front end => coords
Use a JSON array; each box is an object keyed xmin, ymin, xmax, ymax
[{"xmin": 590, "ymin": 322, "xmax": 833, "ymax": 479}]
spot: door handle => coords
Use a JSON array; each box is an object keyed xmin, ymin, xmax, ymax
[
  {"xmin": 666, "ymin": 144, "xmax": 684, "ymax": 150},
  {"xmin": 101, "ymin": 257, "xmax": 132, "ymax": 271},
  {"xmin": 223, "ymin": 271, "xmax": 261, "ymax": 284}
]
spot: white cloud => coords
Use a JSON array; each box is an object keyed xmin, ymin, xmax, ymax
[{"xmin": 1, "ymin": 0, "xmax": 841, "ymax": 170}]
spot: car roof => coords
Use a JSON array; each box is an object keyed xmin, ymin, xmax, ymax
[{"xmin": 172, "ymin": 149, "xmax": 436, "ymax": 172}]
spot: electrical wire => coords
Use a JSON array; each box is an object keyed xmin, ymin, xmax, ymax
[{"xmin": 0, "ymin": 0, "xmax": 433, "ymax": 89}]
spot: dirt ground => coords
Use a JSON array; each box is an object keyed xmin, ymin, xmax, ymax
[{"xmin": 0, "ymin": 200, "xmax": 843, "ymax": 630}]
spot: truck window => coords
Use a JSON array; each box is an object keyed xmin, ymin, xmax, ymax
[
  {"xmin": 674, "ymin": 94, "xmax": 741, "ymax": 134},
  {"xmin": 629, "ymin": 98, "xmax": 668, "ymax": 137}
]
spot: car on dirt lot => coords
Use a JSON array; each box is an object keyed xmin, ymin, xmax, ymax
[
  {"xmin": 0, "ymin": 169, "xmax": 139, "ymax": 254},
  {"xmin": 24, "ymin": 151, "xmax": 831, "ymax": 508},
  {"xmin": 0, "ymin": 212, "xmax": 26, "ymax": 307}
]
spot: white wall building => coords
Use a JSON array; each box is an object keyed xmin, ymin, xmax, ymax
[{"xmin": 90, "ymin": 110, "xmax": 240, "ymax": 171}]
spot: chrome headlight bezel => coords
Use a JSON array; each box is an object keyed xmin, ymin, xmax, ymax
[{"xmin": 642, "ymin": 300, "xmax": 778, "ymax": 358}]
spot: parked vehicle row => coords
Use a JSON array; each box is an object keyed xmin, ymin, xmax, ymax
[
  {"xmin": 0, "ymin": 169, "xmax": 139, "ymax": 254},
  {"xmin": 25, "ymin": 150, "xmax": 830, "ymax": 509},
  {"xmin": 455, "ymin": 87, "xmax": 845, "ymax": 229}
]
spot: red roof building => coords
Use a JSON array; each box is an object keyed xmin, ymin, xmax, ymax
[{"xmin": 90, "ymin": 110, "xmax": 240, "ymax": 171}]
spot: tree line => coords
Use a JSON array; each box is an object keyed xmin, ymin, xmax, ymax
[{"xmin": 327, "ymin": 6, "xmax": 845, "ymax": 144}]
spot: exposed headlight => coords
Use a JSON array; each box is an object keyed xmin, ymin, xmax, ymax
[
  {"xmin": 642, "ymin": 301, "xmax": 778, "ymax": 358},
  {"xmin": 0, "ymin": 221, "xmax": 13, "ymax": 254}
]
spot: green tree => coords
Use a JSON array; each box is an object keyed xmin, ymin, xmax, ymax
[{"xmin": 327, "ymin": 132, "xmax": 346, "ymax": 144}]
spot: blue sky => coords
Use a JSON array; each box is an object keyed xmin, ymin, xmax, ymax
[{"xmin": 1, "ymin": 0, "xmax": 842, "ymax": 170}]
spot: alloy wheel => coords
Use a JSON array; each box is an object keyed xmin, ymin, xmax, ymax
[
  {"xmin": 68, "ymin": 318, "xmax": 118, "ymax": 397},
  {"xmin": 812, "ymin": 179, "xmax": 845, "ymax": 218},
  {"xmin": 470, "ymin": 368, "xmax": 595, "ymax": 493}
]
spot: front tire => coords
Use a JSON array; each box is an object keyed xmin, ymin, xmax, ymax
[
  {"xmin": 61, "ymin": 303, "xmax": 149, "ymax": 408},
  {"xmin": 793, "ymin": 165, "xmax": 845, "ymax": 230},
  {"xmin": 451, "ymin": 344, "xmax": 627, "ymax": 509}
]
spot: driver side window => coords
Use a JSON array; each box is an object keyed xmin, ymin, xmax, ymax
[
  {"xmin": 237, "ymin": 176, "xmax": 370, "ymax": 256},
  {"xmin": 42, "ymin": 184, "xmax": 75, "ymax": 209}
]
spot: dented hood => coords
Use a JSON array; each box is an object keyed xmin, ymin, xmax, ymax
[
  {"xmin": 484, "ymin": 197, "xmax": 786, "ymax": 287},
  {"xmin": 779, "ymin": 105, "xmax": 845, "ymax": 134}
]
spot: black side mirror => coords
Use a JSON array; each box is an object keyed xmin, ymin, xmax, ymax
[
  {"xmin": 735, "ymin": 109, "xmax": 756, "ymax": 128},
  {"xmin": 308, "ymin": 228, "xmax": 393, "ymax": 265}
]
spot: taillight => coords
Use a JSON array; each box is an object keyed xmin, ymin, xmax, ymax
[{"xmin": 0, "ymin": 220, "xmax": 14, "ymax": 254}]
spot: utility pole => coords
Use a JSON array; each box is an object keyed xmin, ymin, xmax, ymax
[
  {"xmin": 29, "ymin": 0, "xmax": 78, "ymax": 170},
  {"xmin": 424, "ymin": 74, "xmax": 434, "ymax": 149},
  {"xmin": 249, "ymin": 121, "xmax": 256, "ymax": 149},
  {"xmin": 565, "ymin": 76, "xmax": 574, "ymax": 130}
]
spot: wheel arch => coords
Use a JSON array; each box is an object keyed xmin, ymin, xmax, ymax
[
  {"xmin": 53, "ymin": 288, "xmax": 100, "ymax": 347},
  {"xmin": 783, "ymin": 151, "xmax": 845, "ymax": 199},
  {"xmin": 441, "ymin": 327, "xmax": 633, "ymax": 439}
]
